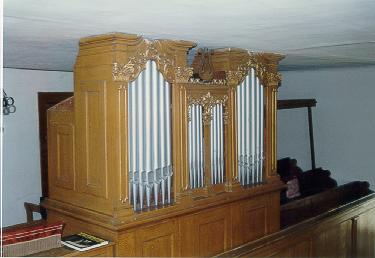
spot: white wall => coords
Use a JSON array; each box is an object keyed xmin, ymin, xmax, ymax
[
  {"xmin": 278, "ymin": 66, "xmax": 375, "ymax": 188},
  {"xmin": 2, "ymin": 68, "xmax": 73, "ymax": 227}
]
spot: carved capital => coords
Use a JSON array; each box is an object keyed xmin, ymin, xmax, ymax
[
  {"xmin": 187, "ymin": 92, "xmax": 228, "ymax": 125},
  {"xmin": 227, "ymin": 52, "xmax": 283, "ymax": 87},
  {"xmin": 112, "ymin": 39, "xmax": 193, "ymax": 83},
  {"xmin": 226, "ymin": 70, "xmax": 247, "ymax": 85},
  {"xmin": 175, "ymin": 67, "xmax": 194, "ymax": 83},
  {"xmin": 252, "ymin": 53, "xmax": 283, "ymax": 87}
]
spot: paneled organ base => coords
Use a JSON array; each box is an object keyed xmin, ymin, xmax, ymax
[
  {"xmin": 45, "ymin": 191, "xmax": 281, "ymax": 256},
  {"xmin": 43, "ymin": 33, "xmax": 285, "ymax": 257}
]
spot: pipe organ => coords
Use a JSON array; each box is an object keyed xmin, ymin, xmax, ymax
[{"xmin": 43, "ymin": 33, "xmax": 285, "ymax": 256}]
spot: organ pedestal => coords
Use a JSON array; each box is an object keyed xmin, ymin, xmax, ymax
[{"xmin": 43, "ymin": 33, "xmax": 285, "ymax": 256}]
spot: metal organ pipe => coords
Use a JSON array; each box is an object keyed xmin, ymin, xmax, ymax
[
  {"xmin": 152, "ymin": 63, "xmax": 159, "ymax": 206},
  {"xmin": 195, "ymin": 106, "xmax": 201, "ymax": 187},
  {"xmin": 218, "ymin": 104, "xmax": 224, "ymax": 183},
  {"xmin": 211, "ymin": 106, "xmax": 216, "ymax": 184},
  {"xmin": 254, "ymin": 75, "xmax": 259, "ymax": 183},
  {"xmin": 242, "ymin": 77, "xmax": 247, "ymax": 185},
  {"xmin": 260, "ymin": 82, "xmax": 264, "ymax": 183},
  {"xmin": 145, "ymin": 61, "xmax": 151, "ymax": 207},
  {"xmin": 165, "ymin": 80, "xmax": 172, "ymax": 203},
  {"xmin": 237, "ymin": 83, "xmax": 243, "ymax": 185},
  {"xmin": 251, "ymin": 68, "xmax": 256, "ymax": 184},
  {"xmin": 138, "ymin": 69, "xmax": 145, "ymax": 210},
  {"xmin": 128, "ymin": 60, "xmax": 173, "ymax": 211},
  {"xmin": 245, "ymin": 75, "xmax": 251, "ymax": 185},
  {"xmin": 256, "ymin": 77, "xmax": 260, "ymax": 183},
  {"xmin": 191, "ymin": 105, "xmax": 196, "ymax": 188},
  {"xmin": 199, "ymin": 106, "xmax": 204, "ymax": 186},
  {"xmin": 237, "ymin": 68, "xmax": 264, "ymax": 186},
  {"xmin": 188, "ymin": 105, "xmax": 193, "ymax": 188},
  {"xmin": 159, "ymin": 70, "xmax": 166, "ymax": 205},
  {"xmin": 188, "ymin": 104, "xmax": 207, "ymax": 189},
  {"xmin": 207, "ymin": 103, "xmax": 225, "ymax": 185}
]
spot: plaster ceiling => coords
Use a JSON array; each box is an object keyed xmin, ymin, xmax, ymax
[{"xmin": 4, "ymin": 0, "xmax": 375, "ymax": 71}]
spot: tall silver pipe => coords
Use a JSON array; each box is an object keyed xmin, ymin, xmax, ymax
[
  {"xmin": 217, "ymin": 105, "xmax": 221, "ymax": 183},
  {"xmin": 152, "ymin": 62, "xmax": 159, "ymax": 206},
  {"xmin": 197, "ymin": 105, "xmax": 202, "ymax": 187},
  {"xmin": 236, "ymin": 85, "xmax": 242, "ymax": 183},
  {"xmin": 188, "ymin": 105, "xmax": 193, "ymax": 188},
  {"xmin": 199, "ymin": 106, "xmax": 204, "ymax": 187},
  {"xmin": 191, "ymin": 105, "xmax": 195, "ymax": 188},
  {"xmin": 191, "ymin": 105, "xmax": 196, "ymax": 188},
  {"xmin": 242, "ymin": 79, "xmax": 247, "ymax": 185},
  {"xmin": 238, "ymin": 83, "xmax": 244, "ymax": 185},
  {"xmin": 159, "ymin": 70, "xmax": 166, "ymax": 204},
  {"xmin": 255, "ymin": 76, "xmax": 260, "ymax": 183},
  {"xmin": 137, "ymin": 69, "xmax": 145, "ymax": 210},
  {"xmin": 245, "ymin": 76, "xmax": 251, "ymax": 185},
  {"xmin": 251, "ymin": 68, "xmax": 256, "ymax": 184},
  {"xmin": 211, "ymin": 106, "xmax": 214, "ymax": 184},
  {"xmin": 242, "ymin": 81, "xmax": 247, "ymax": 185},
  {"xmin": 216, "ymin": 105, "xmax": 219, "ymax": 183},
  {"xmin": 259, "ymin": 82, "xmax": 264, "ymax": 182},
  {"xmin": 145, "ymin": 61, "xmax": 152, "ymax": 207},
  {"xmin": 216, "ymin": 105, "xmax": 220, "ymax": 183},
  {"xmin": 131, "ymin": 80, "xmax": 138, "ymax": 209},
  {"xmin": 242, "ymin": 80, "xmax": 246, "ymax": 185},
  {"xmin": 219, "ymin": 104, "xmax": 224, "ymax": 183},
  {"xmin": 213, "ymin": 105, "xmax": 217, "ymax": 184}
]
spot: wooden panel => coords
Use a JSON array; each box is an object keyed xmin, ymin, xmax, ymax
[
  {"xmin": 55, "ymin": 124, "xmax": 75, "ymax": 189},
  {"xmin": 196, "ymin": 209, "xmax": 230, "ymax": 256},
  {"xmin": 76, "ymin": 81, "xmax": 108, "ymax": 199},
  {"xmin": 135, "ymin": 220, "xmax": 179, "ymax": 257},
  {"xmin": 180, "ymin": 205, "xmax": 231, "ymax": 257},
  {"xmin": 232, "ymin": 197, "xmax": 267, "ymax": 247},
  {"xmin": 117, "ymin": 231, "xmax": 136, "ymax": 257},
  {"xmin": 198, "ymin": 218, "xmax": 225, "ymax": 256},
  {"xmin": 38, "ymin": 92, "xmax": 74, "ymax": 197},
  {"xmin": 49, "ymin": 123, "xmax": 75, "ymax": 190},
  {"xmin": 357, "ymin": 208, "xmax": 375, "ymax": 258},
  {"xmin": 312, "ymin": 219, "xmax": 352, "ymax": 258}
]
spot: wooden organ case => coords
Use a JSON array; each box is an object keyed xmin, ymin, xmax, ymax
[{"xmin": 43, "ymin": 33, "xmax": 285, "ymax": 257}]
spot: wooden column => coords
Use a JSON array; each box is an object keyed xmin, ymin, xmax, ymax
[
  {"xmin": 256, "ymin": 53, "xmax": 284, "ymax": 183},
  {"xmin": 225, "ymin": 86, "xmax": 240, "ymax": 191}
]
